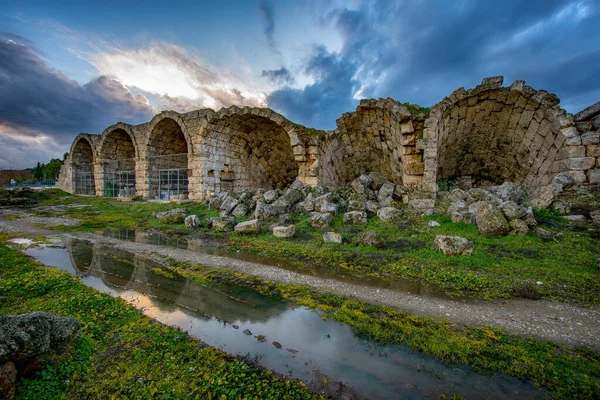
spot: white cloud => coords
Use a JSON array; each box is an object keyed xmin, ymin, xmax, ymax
[
  {"xmin": 0, "ymin": 127, "xmax": 64, "ymax": 169},
  {"xmin": 91, "ymin": 42, "xmax": 268, "ymax": 111}
]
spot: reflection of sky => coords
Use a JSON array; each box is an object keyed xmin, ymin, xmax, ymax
[{"xmin": 28, "ymin": 244, "xmax": 540, "ymax": 400}]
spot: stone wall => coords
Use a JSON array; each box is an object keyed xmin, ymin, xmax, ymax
[{"xmin": 57, "ymin": 76, "xmax": 599, "ymax": 199}]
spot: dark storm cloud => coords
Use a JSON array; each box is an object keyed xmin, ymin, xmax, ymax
[
  {"xmin": 267, "ymin": 0, "xmax": 600, "ymax": 129},
  {"xmin": 0, "ymin": 36, "xmax": 154, "ymax": 167},
  {"xmin": 0, "ymin": 38, "xmax": 153, "ymax": 140},
  {"xmin": 261, "ymin": 67, "xmax": 295, "ymax": 86},
  {"xmin": 259, "ymin": 0, "xmax": 279, "ymax": 55}
]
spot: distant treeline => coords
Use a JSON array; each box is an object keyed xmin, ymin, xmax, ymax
[{"xmin": 1, "ymin": 153, "xmax": 67, "ymax": 185}]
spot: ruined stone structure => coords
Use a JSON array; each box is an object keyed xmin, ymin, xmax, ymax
[{"xmin": 58, "ymin": 77, "xmax": 600, "ymax": 199}]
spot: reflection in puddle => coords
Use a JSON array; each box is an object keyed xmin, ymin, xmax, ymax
[{"xmin": 25, "ymin": 239, "xmax": 541, "ymax": 400}]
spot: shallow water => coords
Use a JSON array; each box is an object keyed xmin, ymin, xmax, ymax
[
  {"xmin": 101, "ymin": 228, "xmax": 470, "ymax": 302},
  {"xmin": 25, "ymin": 239, "xmax": 542, "ymax": 400}
]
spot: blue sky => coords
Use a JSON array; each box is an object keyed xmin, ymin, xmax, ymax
[{"xmin": 1, "ymin": 0, "xmax": 599, "ymax": 168}]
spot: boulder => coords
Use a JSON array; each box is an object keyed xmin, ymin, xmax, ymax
[
  {"xmin": 347, "ymin": 200, "xmax": 366, "ymax": 212},
  {"xmin": 468, "ymin": 201, "xmax": 491, "ymax": 215},
  {"xmin": 509, "ymin": 219, "xmax": 529, "ymax": 235},
  {"xmin": 590, "ymin": 210, "xmax": 600, "ymax": 223},
  {"xmin": 263, "ymin": 190, "xmax": 279, "ymax": 204},
  {"xmin": 0, "ymin": 362, "xmax": 16, "ymax": 400},
  {"xmin": 377, "ymin": 182, "xmax": 395, "ymax": 207},
  {"xmin": 278, "ymin": 213, "xmax": 292, "ymax": 225},
  {"xmin": 343, "ymin": 211, "xmax": 367, "ymax": 224},
  {"xmin": 289, "ymin": 179, "xmax": 305, "ymax": 191},
  {"xmin": 296, "ymin": 193, "xmax": 315, "ymax": 213},
  {"xmin": 320, "ymin": 202, "xmax": 339, "ymax": 216},
  {"xmin": 219, "ymin": 195, "xmax": 239, "ymax": 215},
  {"xmin": 350, "ymin": 174, "xmax": 374, "ymax": 195},
  {"xmin": 323, "ymin": 232, "xmax": 342, "ymax": 244},
  {"xmin": 212, "ymin": 218, "xmax": 234, "ymax": 232},
  {"xmin": 155, "ymin": 208, "xmax": 187, "ymax": 224},
  {"xmin": 408, "ymin": 198, "xmax": 435, "ymax": 211},
  {"xmin": 309, "ymin": 212, "xmax": 333, "ymax": 229},
  {"xmin": 474, "ymin": 203, "xmax": 510, "ymax": 237},
  {"xmin": 231, "ymin": 203, "xmax": 250, "ymax": 218},
  {"xmin": 207, "ymin": 191, "xmax": 229, "ymax": 209},
  {"xmin": 551, "ymin": 173, "xmax": 575, "ymax": 189},
  {"xmin": 466, "ymin": 188, "xmax": 500, "ymax": 204},
  {"xmin": 273, "ymin": 188, "xmax": 304, "ymax": 209},
  {"xmin": 431, "ymin": 235, "xmax": 473, "ymax": 256},
  {"xmin": 448, "ymin": 201, "xmax": 468, "ymax": 215},
  {"xmin": 500, "ymin": 201, "xmax": 527, "ymax": 221},
  {"xmin": 368, "ymin": 172, "xmax": 388, "ymax": 190},
  {"xmin": 357, "ymin": 230, "xmax": 384, "ymax": 248},
  {"xmin": 0, "ymin": 312, "xmax": 80, "ymax": 364},
  {"xmin": 448, "ymin": 188, "xmax": 467, "ymax": 202},
  {"xmin": 529, "ymin": 185, "xmax": 555, "ymax": 209},
  {"xmin": 377, "ymin": 207, "xmax": 404, "ymax": 223},
  {"xmin": 313, "ymin": 193, "xmax": 333, "ymax": 210},
  {"xmin": 313, "ymin": 184, "xmax": 330, "ymax": 196},
  {"xmin": 487, "ymin": 182, "xmax": 526, "ymax": 203},
  {"xmin": 273, "ymin": 225, "xmax": 296, "ymax": 238},
  {"xmin": 234, "ymin": 219, "xmax": 260, "ymax": 234},
  {"xmin": 184, "ymin": 215, "xmax": 201, "ymax": 228},
  {"xmin": 551, "ymin": 199, "xmax": 571, "ymax": 215},
  {"xmin": 523, "ymin": 206, "xmax": 538, "ymax": 227},
  {"xmin": 254, "ymin": 199, "xmax": 284, "ymax": 220},
  {"xmin": 450, "ymin": 211, "xmax": 473, "ymax": 224},
  {"xmin": 365, "ymin": 200, "xmax": 381, "ymax": 217}
]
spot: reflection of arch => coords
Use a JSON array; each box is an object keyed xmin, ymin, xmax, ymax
[
  {"xmin": 201, "ymin": 107, "xmax": 300, "ymax": 193},
  {"xmin": 98, "ymin": 124, "xmax": 138, "ymax": 197},
  {"xmin": 67, "ymin": 238, "xmax": 94, "ymax": 275},
  {"xmin": 70, "ymin": 134, "xmax": 97, "ymax": 195},
  {"xmin": 92, "ymin": 244, "xmax": 136, "ymax": 288},
  {"xmin": 423, "ymin": 77, "xmax": 569, "ymax": 190},
  {"xmin": 147, "ymin": 113, "xmax": 190, "ymax": 200}
]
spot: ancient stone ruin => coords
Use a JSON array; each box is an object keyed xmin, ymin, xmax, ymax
[{"xmin": 57, "ymin": 77, "xmax": 600, "ymax": 199}]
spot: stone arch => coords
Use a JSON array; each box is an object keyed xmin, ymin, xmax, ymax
[
  {"xmin": 200, "ymin": 107, "xmax": 302, "ymax": 194},
  {"xmin": 319, "ymin": 98, "xmax": 425, "ymax": 189},
  {"xmin": 422, "ymin": 77, "xmax": 569, "ymax": 191},
  {"xmin": 147, "ymin": 114, "xmax": 191, "ymax": 200},
  {"xmin": 70, "ymin": 134, "xmax": 97, "ymax": 195},
  {"xmin": 98, "ymin": 124, "xmax": 138, "ymax": 197}
]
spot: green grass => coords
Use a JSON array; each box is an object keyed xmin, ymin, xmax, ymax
[
  {"xmin": 16, "ymin": 189, "xmax": 600, "ymax": 305},
  {"xmin": 0, "ymin": 236, "xmax": 318, "ymax": 399},
  {"xmin": 158, "ymin": 258, "xmax": 600, "ymax": 399}
]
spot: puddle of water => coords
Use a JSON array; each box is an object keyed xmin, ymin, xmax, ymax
[
  {"xmin": 101, "ymin": 229, "xmax": 468, "ymax": 301},
  {"xmin": 25, "ymin": 239, "xmax": 542, "ymax": 400}
]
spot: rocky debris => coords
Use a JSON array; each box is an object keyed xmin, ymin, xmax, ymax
[
  {"xmin": 350, "ymin": 174, "xmax": 374, "ymax": 198},
  {"xmin": 356, "ymin": 230, "xmax": 384, "ymax": 248},
  {"xmin": 313, "ymin": 193, "xmax": 333, "ymax": 211},
  {"xmin": 551, "ymin": 173, "xmax": 575, "ymax": 189},
  {"xmin": 231, "ymin": 203, "xmax": 250, "ymax": 218},
  {"xmin": 377, "ymin": 182, "xmax": 395, "ymax": 207},
  {"xmin": 368, "ymin": 172, "xmax": 388, "ymax": 190},
  {"xmin": 273, "ymin": 188, "xmax": 303, "ymax": 209},
  {"xmin": 323, "ymin": 232, "xmax": 342, "ymax": 244},
  {"xmin": 474, "ymin": 203, "xmax": 510, "ymax": 237},
  {"xmin": 365, "ymin": 200, "xmax": 381, "ymax": 217},
  {"xmin": 219, "ymin": 195, "xmax": 239, "ymax": 215},
  {"xmin": 590, "ymin": 210, "xmax": 600, "ymax": 223},
  {"xmin": 408, "ymin": 198, "xmax": 435, "ymax": 211},
  {"xmin": 529, "ymin": 185, "xmax": 558, "ymax": 209},
  {"xmin": 347, "ymin": 200, "xmax": 366, "ymax": 212},
  {"xmin": 431, "ymin": 235, "xmax": 473, "ymax": 256},
  {"xmin": 466, "ymin": 188, "xmax": 501, "ymax": 204},
  {"xmin": 254, "ymin": 200, "xmax": 284, "ymax": 221},
  {"xmin": 234, "ymin": 219, "xmax": 260, "ymax": 234},
  {"xmin": 0, "ymin": 362, "xmax": 16, "ymax": 400},
  {"xmin": 0, "ymin": 312, "xmax": 80, "ymax": 366},
  {"xmin": 343, "ymin": 211, "xmax": 367, "ymax": 225},
  {"xmin": 309, "ymin": 212, "xmax": 333, "ymax": 229},
  {"xmin": 319, "ymin": 202, "xmax": 339, "ymax": 216},
  {"xmin": 155, "ymin": 208, "xmax": 187, "ymax": 224},
  {"xmin": 263, "ymin": 190, "xmax": 279, "ymax": 204},
  {"xmin": 212, "ymin": 217, "xmax": 234, "ymax": 232},
  {"xmin": 486, "ymin": 182, "xmax": 527, "ymax": 203},
  {"xmin": 377, "ymin": 207, "xmax": 404, "ymax": 223},
  {"xmin": 551, "ymin": 199, "xmax": 571, "ymax": 215},
  {"xmin": 207, "ymin": 191, "xmax": 229, "ymax": 209},
  {"xmin": 448, "ymin": 189, "xmax": 467, "ymax": 202},
  {"xmin": 509, "ymin": 219, "xmax": 529, "ymax": 235},
  {"xmin": 273, "ymin": 225, "xmax": 295, "ymax": 238},
  {"xmin": 184, "ymin": 215, "xmax": 201, "ymax": 228},
  {"xmin": 500, "ymin": 201, "xmax": 527, "ymax": 221}
]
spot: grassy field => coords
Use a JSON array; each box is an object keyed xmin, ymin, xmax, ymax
[
  {"xmin": 16, "ymin": 189, "xmax": 600, "ymax": 306},
  {"xmin": 0, "ymin": 236, "xmax": 319, "ymax": 399}
]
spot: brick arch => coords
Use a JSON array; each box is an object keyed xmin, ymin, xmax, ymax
[
  {"xmin": 422, "ymin": 77, "xmax": 570, "ymax": 191},
  {"xmin": 318, "ymin": 98, "xmax": 424, "ymax": 189},
  {"xmin": 69, "ymin": 134, "xmax": 98, "ymax": 195},
  {"xmin": 98, "ymin": 123, "xmax": 138, "ymax": 160},
  {"xmin": 200, "ymin": 106, "xmax": 303, "ymax": 192},
  {"xmin": 147, "ymin": 111, "xmax": 193, "ymax": 155}
]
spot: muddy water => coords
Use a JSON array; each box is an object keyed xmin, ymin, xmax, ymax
[
  {"xmin": 101, "ymin": 228, "xmax": 467, "ymax": 301},
  {"xmin": 24, "ymin": 239, "xmax": 541, "ymax": 400}
]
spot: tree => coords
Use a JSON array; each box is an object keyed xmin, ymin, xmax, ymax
[
  {"xmin": 44, "ymin": 158, "xmax": 63, "ymax": 180},
  {"xmin": 32, "ymin": 162, "xmax": 45, "ymax": 180}
]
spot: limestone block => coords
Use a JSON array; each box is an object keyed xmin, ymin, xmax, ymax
[
  {"xmin": 235, "ymin": 219, "xmax": 260, "ymax": 234},
  {"xmin": 581, "ymin": 131, "xmax": 600, "ymax": 145},
  {"xmin": 343, "ymin": 211, "xmax": 368, "ymax": 224},
  {"xmin": 323, "ymin": 232, "xmax": 342, "ymax": 244},
  {"xmin": 588, "ymin": 168, "xmax": 600, "ymax": 184},
  {"xmin": 569, "ymin": 157, "xmax": 595, "ymax": 170},
  {"xmin": 273, "ymin": 225, "xmax": 296, "ymax": 238},
  {"xmin": 432, "ymin": 235, "xmax": 473, "ymax": 256}
]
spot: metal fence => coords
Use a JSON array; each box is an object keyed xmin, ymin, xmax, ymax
[
  {"xmin": 148, "ymin": 153, "xmax": 189, "ymax": 201},
  {"xmin": 73, "ymin": 171, "xmax": 95, "ymax": 195},
  {"xmin": 4, "ymin": 180, "xmax": 56, "ymax": 188},
  {"xmin": 102, "ymin": 158, "xmax": 136, "ymax": 198}
]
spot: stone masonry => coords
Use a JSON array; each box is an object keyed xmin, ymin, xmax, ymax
[{"xmin": 57, "ymin": 77, "xmax": 600, "ymax": 199}]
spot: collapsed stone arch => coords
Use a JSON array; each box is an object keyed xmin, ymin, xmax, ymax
[
  {"xmin": 200, "ymin": 107, "xmax": 301, "ymax": 194},
  {"xmin": 70, "ymin": 134, "xmax": 97, "ymax": 195},
  {"xmin": 147, "ymin": 113, "xmax": 192, "ymax": 200},
  {"xmin": 422, "ymin": 77, "xmax": 570, "ymax": 191},
  {"xmin": 98, "ymin": 124, "xmax": 138, "ymax": 197},
  {"xmin": 319, "ymin": 98, "xmax": 425, "ymax": 189}
]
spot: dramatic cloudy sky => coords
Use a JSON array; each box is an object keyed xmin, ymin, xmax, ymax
[{"xmin": 1, "ymin": 0, "xmax": 599, "ymax": 168}]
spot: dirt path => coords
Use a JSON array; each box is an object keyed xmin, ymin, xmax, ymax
[{"xmin": 2, "ymin": 210, "xmax": 598, "ymax": 350}]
